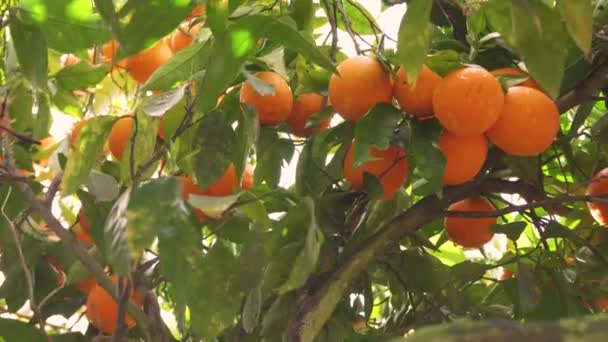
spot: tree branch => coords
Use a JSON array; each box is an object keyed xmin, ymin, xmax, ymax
[{"xmin": 556, "ymin": 63, "xmax": 608, "ymax": 113}]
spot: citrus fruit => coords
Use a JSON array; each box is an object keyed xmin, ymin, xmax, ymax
[
  {"xmin": 101, "ymin": 40, "xmax": 127, "ymax": 69},
  {"xmin": 85, "ymin": 275, "xmax": 142, "ymax": 335},
  {"xmin": 328, "ymin": 55, "xmax": 393, "ymax": 121},
  {"xmin": 60, "ymin": 54, "xmax": 81, "ymax": 67},
  {"xmin": 126, "ymin": 41, "xmax": 173, "ymax": 84},
  {"xmin": 240, "ymin": 71, "xmax": 293, "ymax": 125},
  {"xmin": 169, "ymin": 20, "xmax": 201, "ymax": 53},
  {"xmin": 74, "ymin": 278, "xmax": 97, "ymax": 294},
  {"xmin": 241, "ymin": 164, "xmax": 255, "ymax": 190},
  {"xmin": 393, "ymin": 65, "xmax": 442, "ymax": 117},
  {"xmin": 343, "ymin": 143, "xmax": 408, "ymax": 200},
  {"xmin": 432, "ymin": 66, "xmax": 505, "ymax": 136},
  {"xmin": 491, "ymin": 67, "xmax": 541, "ymax": 91},
  {"xmin": 445, "ymin": 197, "xmax": 496, "ymax": 248},
  {"xmin": 486, "ymin": 86, "xmax": 559, "ymax": 156},
  {"xmin": 108, "ymin": 117, "xmax": 133, "ymax": 161},
  {"xmin": 437, "ymin": 130, "xmax": 488, "ymax": 185},
  {"xmin": 287, "ymin": 93, "xmax": 330, "ymax": 137},
  {"xmin": 187, "ymin": 5, "xmax": 205, "ymax": 20},
  {"xmin": 69, "ymin": 119, "xmax": 87, "ymax": 147},
  {"xmin": 75, "ymin": 210, "xmax": 94, "ymax": 245},
  {"xmin": 586, "ymin": 167, "xmax": 608, "ymax": 226}
]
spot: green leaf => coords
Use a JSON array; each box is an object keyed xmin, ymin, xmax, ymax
[
  {"xmin": 516, "ymin": 262, "xmax": 542, "ymax": 313},
  {"xmin": 396, "ymin": 0, "xmax": 434, "ymax": 87},
  {"xmin": 491, "ymin": 221, "xmax": 527, "ymax": 241},
  {"xmin": 104, "ymin": 188, "xmax": 133, "ymax": 275},
  {"xmin": 242, "ymin": 282, "xmax": 262, "ymax": 333},
  {"xmin": 54, "ymin": 61, "xmax": 108, "ymax": 91},
  {"xmin": 78, "ymin": 190, "xmax": 113, "ymax": 251},
  {"xmin": 295, "ymin": 138, "xmax": 332, "ymax": 197},
  {"xmin": 408, "ymin": 120, "xmax": 445, "ymax": 197},
  {"xmin": 336, "ymin": 0, "xmax": 379, "ymax": 35},
  {"xmin": 9, "ymin": 15, "xmax": 48, "ymax": 89},
  {"xmin": 352, "ymin": 104, "xmax": 401, "ymax": 167},
  {"xmin": 277, "ymin": 198, "xmax": 324, "ymax": 294},
  {"xmin": 142, "ymin": 39, "xmax": 213, "ymax": 91},
  {"xmin": 556, "ymin": 0, "xmax": 593, "ymax": 56},
  {"xmin": 0, "ymin": 318, "xmax": 44, "ymax": 342},
  {"xmin": 60, "ymin": 116, "xmax": 116, "ymax": 195},
  {"xmin": 119, "ymin": 112, "xmax": 159, "ymax": 184},
  {"xmin": 450, "ymin": 261, "xmax": 491, "ymax": 284},
  {"xmin": 127, "ymin": 177, "xmax": 191, "ymax": 266},
  {"xmin": 192, "ymin": 110, "xmax": 237, "ymax": 189},
  {"xmin": 189, "ymin": 242, "xmax": 245, "ymax": 339},
  {"xmin": 33, "ymin": 92, "xmax": 51, "ymax": 140},
  {"xmin": 140, "ymin": 87, "xmax": 186, "ymax": 117},
  {"xmin": 484, "ymin": 0, "xmax": 568, "ymax": 98},
  {"xmin": 290, "ymin": 0, "xmax": 315, "ymax": 33},
  {"xmin": 255, "ymin": 127, "xmax": 294, "ymax": 188},
  {"xmin": 393, "ymin": 249, "xmax": 451, "ymax": 293},
  {"xmin": 17, "ymin": 0, "xmax": 111, "ymax": 53},
  {"xmin": 425, "ymin": 50, "xmax": 462, "ymax": 77},
  {"xmin": 116, "ymin": 0, "xmax": 194, "ymax": 58},
  {"xmin": 234, "ymin": 104, "xmax": 260, "ymax": 179}
]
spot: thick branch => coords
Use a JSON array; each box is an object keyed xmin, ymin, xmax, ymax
[{"xmin": 391, "ymin": 314, "xmax": 608, "ymax": 342}]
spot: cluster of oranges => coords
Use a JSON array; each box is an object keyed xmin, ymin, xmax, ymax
[
  {"xmin": 325, "ymin": 55, "xmax": 561, "ymax": 249},
  {"xmin": 61, "ymin": 5, "xmax": 205, "ymax": 86}
]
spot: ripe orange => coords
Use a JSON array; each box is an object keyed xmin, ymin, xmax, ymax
[
  {"xmin": 187, "ymin": 5, "xmax": 205, "ymax": 20},
  {"xmin": 241, "ymin": 164, "xmax": 254, "ymax": 190},
  {"xmin": 287, "ymin": 93, "xmax": 330, "ymax": 137},
  {"xmin": 586, "ymin": 167, "xmax": 608, "ymax": 226},
  {"xmin": 328, "ymin": 56, "xmax": 393, "ymax": 121},
  {"xmin": 60, "ymin": 54, "xmax": 81, "ymax": 67},
  {"xmin": 432, "ymin": 66, "xmax": 505, "ymax": 136},
  {"xmin": 75, "ymin": 278, "xmax": 97, "ymax": 294},
  {"xmin": 445, "ymin": 197, "xmax": 496, "ymax": 248},
  {"xmin": 108, "ymin": 117, "xmax": 133, "ymax": 161},
  {"xmin": 74, "ymin": 210, "xmax": 94, "ymax": 245},
  {"xmin": 126, "ymin": 41, "xmax": 173, "ymax": 84},
  {"xmin": 343, "ymin": 143, "xmax": 408, "ymax": 200},
  {"xmin": 240, "ymin": 71, "xmax": 293, "ymax": 125},
  {"xmin": 86, "ymin": 275, "xmax": 142, "ymax": 335},
  {"xmin": 486, "ymin": 86, "xmax": 559, "ymax": 156},
  {"xmin": 594, "ymin": 297, "xmax": 608, "ymax": 311},
  {"xmin": 69, "ymin": 119, "xmax": 87, "ymax": 147},
  {"xmin": 393, "ymin": 65, "xmax": 442, "ymax": 117},
  {"xmin": 179, "ymin": 164, "xmax": 240, "ymax": 220},
  {"xmin": 169, "ymin": 20, "xmax": 201, "ymax": 53},
  {"xmin": 491, "ymin": 67, "xmax": 542, "ymax": 91},
  {"xmin": 101, "ymin": 40, "xmax": 127, "ymax": 69},
  {"xmin": 437, "ymin": 130, "xmax": 488, "ymax": 185}
]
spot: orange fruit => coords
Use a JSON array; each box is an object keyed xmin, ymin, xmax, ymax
[
  {"xmin": 432, "ymin": 66, "xmax": 505, "ymax": 136},
  {"xmin": 586, "ymin": 167, "xmax": 608, "ymax": 226},
  {"xmin": 241, "ymin": 164, "xmax": 254, "ymax": 190},
  {"xmin": 126, "ymin": 41, "xmax": 173, "ymax": 84},
  {"xmin": 343, "ymin": 143, "xmax": 408, "ymax": 200},
  {"xmin": 240, "ymin": 71, "xmax": 293, "ymax": 125},
  {"xmin": 60, "ymin": 54, "xmax": 81, "ymax": 67},
  {"xmin": 187, "ymin": 5, "xmax": 205, "ymax": 20},
  {"xmin": 445, "ymin": 197, "xmax": 496, "ymax": 248},
  {"xmin": 393, "ymin": 65, "xmax": 442, "ymax": 117},
  {"xmin": 69, "ymin": 119, "xmax": 87, "ymax": 147},
  {"xmin": 169, "ymin": 20, "xmax": 201, "ymax": 53},
  {"xmin": 496, "ymin": 267, "xmax": 514, "ymax": 281},
  {"xmin": 486, "ymin": 86, "xmax": 559, "ymax": 156},
  {"xmin": 491, "ymin": 67, "xmax": 542, "ymax": 91},
  {"xmin": 74, "ymin": 278, "xmax": 97, "ymax": 294},
  {"xmin": 101, "ymin": 40, "xmax": 127, "ymax": 69},
  {"xmin": 437, "ymin": 130, "xmax": 488, "ymax": 185},
  {"xmin": 328, "ymin": 56, "xmax": 393, "ymax": 121},
  {"xmin": 594, "ymin": 298, "xmax": 608, "ymax": 311},
  {"xmin": 108, "ymin": 117, "xmax": 133, "ymax": 161},
  {"xmin": 287, "ymin": 93, "xmax": 330, "ymax": 137},
  {"xmin": 85, "ymin": 275, "xmax": 142, "ymax": 335},
  {"xmin": 179, "ymin": 164, "xmax": 240, "ymax": 220},
  {"xmin": 75, "ymin": 210, "xmax": 94, "ymax": 245}
]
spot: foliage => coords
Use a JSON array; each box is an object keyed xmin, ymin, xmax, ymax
[{"xmin": 0, "ymin": 0, "xmax": 607, "ymax": 341}]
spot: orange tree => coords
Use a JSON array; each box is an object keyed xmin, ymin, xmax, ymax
[{"xmin": 2, "ymin": 0, "xmax": 608, "ymax": 341}]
